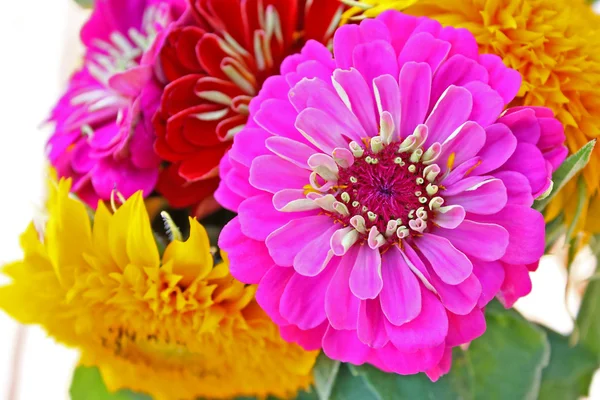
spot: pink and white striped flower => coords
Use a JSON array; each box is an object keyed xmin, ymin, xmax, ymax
[{"xmin": 216, "ymin": 11, "xmax": 567, "ymax": 378}]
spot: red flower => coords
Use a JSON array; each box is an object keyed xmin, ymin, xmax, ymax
[{"xmin": 154, "ymin": 0, "xmax": 345, "ymax": 207}]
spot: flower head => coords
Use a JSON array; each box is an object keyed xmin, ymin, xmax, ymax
[
  {"xmin": 48, "ymin": 0, "xmax": 186, "ymax": 206},
  {"xmin": 342, "ymin": 0, "xmax": 598, "ymax": 235},
  {"xmin": 153, "ymin": 0, "xmax": 345, "ymax": 208},
  {"xmin": 217, "ymin": 12, "xmax": 566, "ymax": 378},
  {"xmin": 0, "ymin": 179, "xmax": 317, "ymax": 400}
]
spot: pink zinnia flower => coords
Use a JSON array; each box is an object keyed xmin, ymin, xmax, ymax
[
  {"xmin": 48, "ymin": 0, "xmax": 185, "ymax": 206},
  {"xmin": 217, "ymin": 12, "xmax": 567, "ymax": 378}
]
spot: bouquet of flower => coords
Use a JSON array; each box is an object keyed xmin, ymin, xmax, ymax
[{"xmin": 2, "ymin": 0, "xmax": 600, "ymax": 398}]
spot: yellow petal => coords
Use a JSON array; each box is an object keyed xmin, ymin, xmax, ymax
[
  {"xmin": 163, "ymin": 218, "xmax": 213, "ymax": 287},
  {"xmin": 45, "ymin": 179, "xmax": 92, "ymax": 286}
]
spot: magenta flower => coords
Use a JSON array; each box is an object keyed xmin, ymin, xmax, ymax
[
  {"xmin": 217, "ymin": 12, "xmax": 567, "ymax": 379},
  {"xmin": 48, "ymin": 0, "xmax": 185, "ymax": 205}
]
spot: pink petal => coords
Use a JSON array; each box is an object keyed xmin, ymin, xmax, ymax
[
  {"xmin": 434, "ymin": 220, "xmax": 509, "ymax": 262},
  {"xmin": 435, "ymin": 205, "xmax": 466, "ymax": 229},
  {"xmin": 446, "ymin": 307, "xmax": 486, "ymax": 346},
  {"xmin": 385, "ymin": 284, "xmax": 448, "ymax": 352},
  {"xmin": 288, "ymin": 77, "xmax": 334, "ymax": 112},
  {"xmin": 472, "ymin": 259, "xmax": 505, "ymax": 307},
  {"xmin": 353, "ymin": 40, "xmax": 399, "ymax": 86},
  {"xmin": 332, "ymin": 68, "xmax": 378, "ymax": 137},
  {"xmin": 429, "ymin": 272, "xmax": 481, "ymax": 315},
  {"xmin": 265, "ymin": 136, "xmax": 317, "ymax": 168},
  {"xmin": 280, "ymin": 263, "xmax": 336, "ymax": 330},
  {"xmin": 441, "ymin": 157, "xmax": 482, "ymax": 187},
  {"xmin": 296, "ymin": 107, "xmax": 353, "ymax": 153},
  {"xmin": 254, "ymin": 99, "xmax": 306, "ymax": 144},
  {"xmin": 397, "ymin": 32, "xmax": 451, "ymax": 74},
  {"xmin": 333, "ymin": 19, "xmax": 391, "ymax": 70},
  {"xmin": 439, "ymin": 26, "xmax": 478, "ymax": 59},
  {"xmin": 289, "ymin": 60, "xmax": 336, "ymax": 88},
  {"xmin": 326, "ymin": 253, "xmax": 361, "ymax": 330},
  {"xmin": 249, "ymin": 155, "xmax": 310, "ymax": 193},
  {"xmin": 266, "ymin": 215, "xmax": 333, "ymax": 266},
  {"xmin": 399, "ymin": 62, "xmax": 432, "ymax": 139},
  {"xmin": 215, "ymin": 172, "xmax": 245, "ymax": 212},
  {"xmin": 238, "ymin": 194, "xmax": 301, "ymax": 241},
  {"xmin": 477, "ymin": 123, "xmax": 517, "ymax": 174},
  {"xmin": 402, "ymin": 244, "xmax": 433, "ymax": 285},
  {"xmin": 425, "ymin": 346, "xmax": 453, "ymax": 381},
  {"xmin": 430, "ymin": 54, "xmax": 488, "ymax": 107},
  {"xmin": 224, "ymin": 159, "xmax": 262, "ymax": 199},
  {"xmin": 349, "ymin": 245, "xmax": 383, "ymax": 300},
  {"xmin": 500, "ymin": 143, "xmax": 549, "ymax": 197},
  {"xmin": 417, "ymin": 233, "xmax": 473, "ymax": 285},
  {"xmin": 256, "ymin": 266, "xmax": 294, "ymax": 325},
  {"xmin": 378, "ymin": 11, "xmax": 419, "ymax": 55},
  {"xmin": 282, "ymin": 40, "xmax": 335, "ymax": 75},
  {"xmin": 358, "ymin": 299, "xmax": 390, "ymax": 348},
  {"xmin": 377, "ymin": 342, "xmax": 446, "ymax": 375},
  {"xmin": 323, "ymin": 326, "xmax": 372, "ymax": 364},
  {"xmin": 492, "ymin": 171, "xmax": 534, "ymax": 206},
  {"xmin": 445, "ymin": 178, "xmax": 507, "ymax": 215},
  {"xmin": 280, "ymin": 322, "xmax": 328, "ymax": 351},
  {"xmin": 218, "ymin": 217, "xmax": 274, "ymax": 284},
  {"xmin": 498, "ymin": 263, "xmax": 532, "ymax": 307},
  {"xmin": 229, "ymin": 127, "xmax": 271, "ymax": 167},
  {"xmin": 373, "ymin": 74, "xmax": 401, "ymax": 140},
  {"xmin": 498, "ymin": 108, "xmax": 541, "ymax": 144},
  {"xmin": 438, "ymin": 121, "xmax": 486, "ymax": 172},
  {"xmin": 464, "ymin": 81, "xmax": 504, "ymax": 127},
  {"xmin": 425, "ymin": 85, "xmax": 473, "ymax": 146},
  {"xmin": 108, "ymin": 65, "xmax": 153, "ymax": 97},
  {"xmin": 293, "ymin": 224, "xmax": 338, "ymax": 277},
  {"xmin": 273, "ymin": 189, "xmax": 320, "ymax": 212},
  {"xmin": 479, "ymin": 54, "xmax": 521, "ymax": 104},
  {"xmin": 380, "ymin": 247, "xmax": 422, "ymax": 325},
  {"xmin": 292, "ymin": 81, "xmax": 366, "ymax": 141},
  {"xmin": 471, "ymin": 205, "xmax": 545, "ymax": 265}
]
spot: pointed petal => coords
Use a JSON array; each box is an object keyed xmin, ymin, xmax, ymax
[{"xmin": 417, "ymin": 233, "xmax": 473, "ymax": 285}]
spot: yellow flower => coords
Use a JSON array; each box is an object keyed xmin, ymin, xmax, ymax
[
  {"xmin": 0, "ymin": 179, "xmax": 317, "ymax": 400},
  {"xmin": 342, "ymin": 0, "xmax": 600, "ymax": 236}
]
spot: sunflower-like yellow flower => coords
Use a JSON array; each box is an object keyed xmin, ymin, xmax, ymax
[
  {"xmin": 342, "ymin": 0, "xmax": 600, "ymax": 236},
  {"xmin": 0, "ymin": 179, "xmax": 317, "ymax": 400}
]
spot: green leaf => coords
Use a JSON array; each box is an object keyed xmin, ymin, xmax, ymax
[
  {"xmin": 329, "ymin": 364, "xmax": 379, "ymax": 400},
  {"xmin": 349, "ymin": 361, "xmax": 461, "ymax": 400},
  {"xmin": 70, "ymin": 366, "xmax": 151, "ymax": 400},
  {"xmin": 545, "ymin": 213, "xmax": 565, "ymax": 253},
  {"xmin": 576, "ymin": 278, "xmax": 600, "ymax": 360},
  {"xmin": 534, "ymin": 139, "xmax": 596, "ymax": 212},
  {"xmin": 347, "ymin": 304, "xmax": 550, "ymax": 400},
  {"xmin": 312, "ymin": 352, "xmax": 341, "ymax": 400},
  {"xmin": 74, "ymin": 0, "xmax": 95, "ymax": 7},
  {"xmin": 564, "ymin": 177, "xmax": 587, "ymax": 242},
  {"xmin": 539, "ymin": 329, "xmax": 598, "ymax": 400}
]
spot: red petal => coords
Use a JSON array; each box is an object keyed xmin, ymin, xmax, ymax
[
  {"xmin": 304, "ymin": 0, "xmax": 344, "ymax": 43},
  {"xmin": 178, "ymin": 143, "xmax": 230, "ymax": 181},
  {"xmin": 197, "ymin": 33, "xmax": 231, "ymax": 80},
  {"xmin": 193, "ymin": 0, "xmax": 250, "ymax": 49},
  {"xmin": 162, "ymin": 74, "xmax": 204, "ymax": 116},
  {"xmin": 216, "ymin": 113, "xmax": 247, "ymax": 141},
  {"xmin": 157, "ymin": 163, "xmax": 220, "ymax": 208},
  {"xmin": 194, "ymin": 76, "xmax": 245, "ymax": 104},
  {"xmin": 165, "ymin": 104, "xmax": 227, "ymax": 150},
  {"xmin": 160, "ymin": 27, "xmax": 206, "ymax": 82}
]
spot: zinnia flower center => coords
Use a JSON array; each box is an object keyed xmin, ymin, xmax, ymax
[
  {"xmin": 87, "ymin": 4, "xmax": 169, "ymax": 84},
  {"xmin": 306, "ymin": 120, "xmax": 446, "ymax": 252}
]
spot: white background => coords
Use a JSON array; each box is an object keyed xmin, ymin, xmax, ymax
[{"xmin": 0, "ymin": 1, "xmax": 598, "ymax": 399}]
